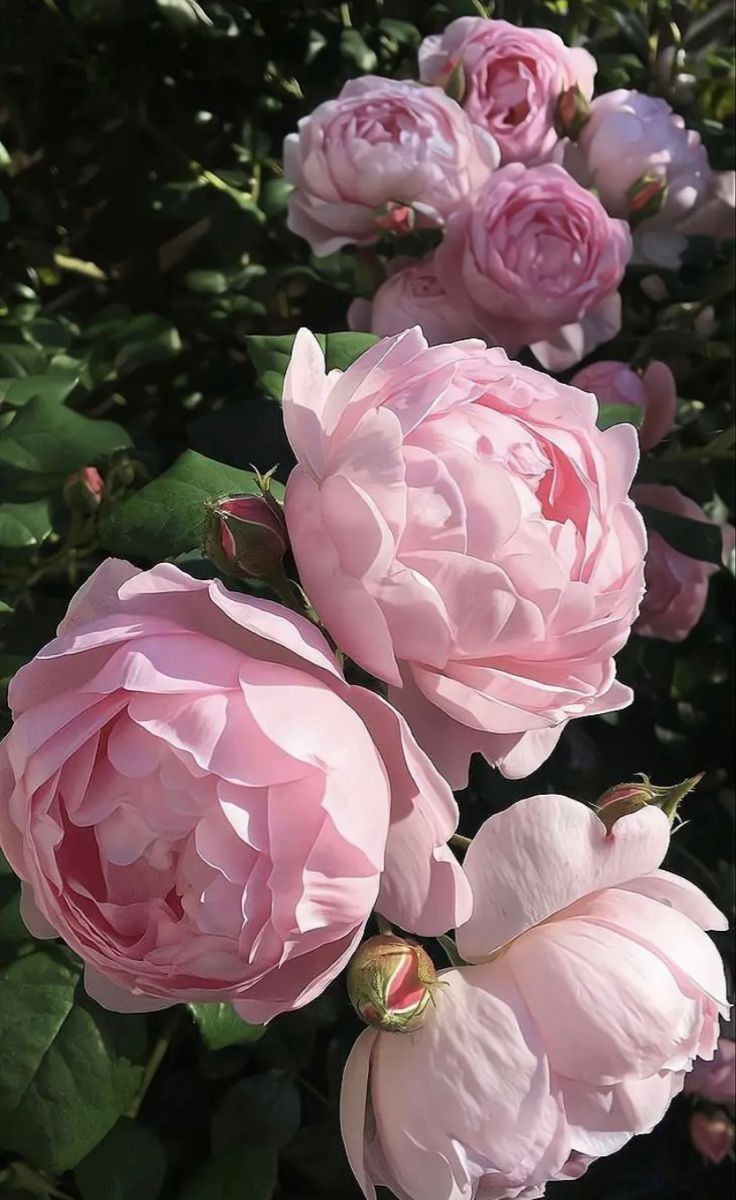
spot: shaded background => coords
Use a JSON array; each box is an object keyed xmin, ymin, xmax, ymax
[{"xmin": 0, "ymin": 1, "xmax": 733, "ymax": 1198}]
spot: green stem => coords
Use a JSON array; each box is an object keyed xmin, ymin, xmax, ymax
[
  {"xmin": 339, "ymin": 2, "xmax": 352, "ymax": 27},
  {"xmin": 127, "ymin": 1009, "xmax": 183, "ymax": 1119},
  {"xmin": 449, "ymin": 833, "xmax": 471, "ymax": 851}
]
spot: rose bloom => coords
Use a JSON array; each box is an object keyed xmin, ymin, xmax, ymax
[
  {"xmin": 341, "ymin": 794, "xmax": 729, "ymax": 1200},
  {"xmin": 0, "ymin": 560, "xmax": 470, "ymax": 1021},
  {"xmin": 419, "ymin": 17, "xmax": 596, "ymax": 166},
  {"xmin": 573, "ymin": 89, "xmax": 711, "ymax": 226},
  {"xmin": 348, "ymin": 254, "xmax": 477, "ymax": 345},
  {"xmin": 685, "ymin": 1036, "xmax": 736, "ymax": 1105},
  {"xmin": 434, "ymin": 163, "xmax": 632, "ymax": 371},
  {"xmin": 571, "ymin": 360, "xmax": 677, "ymax": 451},
  {"xmin": 633, "ymin": 484, "xmax": 735, "ymax": 643},
  {"xmin": 283, "ymin": 76, "xmax": 499, "ymax": 257},
  {"xmin": 283, "ymin": 328, "xmax": 646, "ymax": 790}
]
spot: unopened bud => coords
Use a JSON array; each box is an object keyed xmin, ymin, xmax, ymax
[
  {"xmin": 596, "ymin": 773, "xmax": 703, "ymax": 833},
  {"xmin": 204, "ymin": 493, "xmax": 288, "ymax": 581},
  {"xmin": 627, "ymin": 171, "xmax": 668, "ymax": 226},
  {"xmin": 374, "ymin": 202, "xmax": 416, "ymax": 236},
  {"xmin": 554, "ymin": 84, "xmax": 591, "ymax": 141},
  {"xmin": 63, "ymin": 466, "xmax": 104, "ymax": 513},
  {"xmin": 347, "ymin": 935, "xmax": 440, "ymax": 1033},
  {"xmin": 439, "ymin": 59, "xmax": 466, "ymax": 104},
  {"xmin": 689, "ymin": 1110, "xmax": 735, "ymax": 1165}
]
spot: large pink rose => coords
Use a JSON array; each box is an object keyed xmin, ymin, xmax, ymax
[
  {"xmin": 571, "ymin": 359, "xmax": 677, "ymax": 451},
  {"xmin": 283, "ymin": 76, "xmax": 499, "ymax": 257},
  {"xmin": 0, "ymin": 560, "xmax": 470, "ymax": 1022},
  {"xmin": 434, "ymin": 163, "xmax": 632, "ymax": 370},
  {"xmin": 633, "ymin": 484, "xmax": 735, "ymax": 643},
  {"xmin": 347, "ymin": 254, "xmax": 476, "ymax": 344},
  {"xmin": 419, "ymin": 17, "xmax": 596, "ymax": 166},
  {"xmin": 341, "ymin": 794, "xmax": 728, "ymax": 1200},
  {"xmin": 283, "ymin": 328, "xmax": 646, "ymax": 790}
]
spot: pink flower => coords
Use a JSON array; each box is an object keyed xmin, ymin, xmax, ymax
[
  {"xmin": 685, "ymin": 1037, "xmax": 736, "ymax": 1105},
  {"xmin": 633, "ymin": 484, "xmax": 735, "ymax": 643},
  {"xmin": 419, "ymin": 17, "xmax": 596, "ymax": 166},
  {"xmin": 64, "ymin": 466, "xmax": 105, "ymax": 511},
  {"xmin": 348, "ymin": 254, "xmax": 477, "ymax": 344},
  {"xmin": 689, "ymin": 1111, "xmax": 735, "ymax": 1165},
  {"xmin": 284, "ymin": 76, "xmax": 499, "ymax": 257},
  {"xmin": 570, "ymin": 360, "xmax": 677, "ymax": 450},
  {"xmin": 283, "ymin": 328, "xmax": 646, "ymax": 790},
  {"xmin": 0, "ymin": 560, "xmax": 470, "ymax": 1022},
  {"xmin": 341, "ymin": 795, "xmax": 729, "ymax": 1200},
  {"xmin": 573, "ymin": 89, "xmax": 711, "ymax": 227},
  {"xmin": 434, "ymin": 164, "xmax": 632, "ymax": 371}
]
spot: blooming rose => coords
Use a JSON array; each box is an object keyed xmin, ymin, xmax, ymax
[
  {"xmin": 633, "ymin": 484, "xmax": 735, "ymax": 643},
  {"xmin": 434, "ymin": 163, "xmax": 632, "ymax": 370},
  {"xmin": 685, "ymin": 1037, "xmax": 736, "ymax": 1105},
  {"xmin": 284, "ymin": 76, "xmax": 499, "ymax": 257},
  {"xmin": 348, "ymin": 254, "xmax": 476, "ymax": 344},
  {"xmin": 283, "ymin": 328, "xmax": 646, "ymax": 789},
  {"xmin": 341, "ymin": 794, "xmax": 729, "ymax": 1200},
  {"xmin": 573, "ymin": 89, "xmax": 711, "ymax": 225},
  {"xmin": 571, "ymin": 359, "xmax": 677, "ymax": 451},
  {"xmin": 0, "ymin": 560, "xmax": 470, "ymax": 1022},
  {"xmin": 419, "ymin": 17, "xmax": 596, "ymax": 166}
]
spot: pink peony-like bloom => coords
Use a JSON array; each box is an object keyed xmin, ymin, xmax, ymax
[
  {"xmin": 419, "ymin": 17, "xmax": 596, "ymax": 166},
  {"xmin": 633, "ymin": 484, "xmax": 735, "ymax": 643},
  {"xmin": 283, "ymin": 76, "xmax": 499, "ymax": 257},
  {"xmin": 283, "ymin": 328, "xmax": 646, "ymax": 790},
  {"xmin": 572, "ymin": 89, "xmax": 711, "ymax": 227},
  {"xmin": 685, "ymin": 1037, "xmax": 736, "ymax": 1105},
  {"xmin": 341, "ymin": 794, "xmax": 729, "ymax": 1200},
  {"xmin": 0, "ymin": 560, "xmax": 470, "ymax": 1022},
  {"xmin": 348, "ymin": 254, "xmax": 477, "ymax": 344},
  {"xmin": 571, "ymin": 360, "xmax": 677, "ymax": 451},
  {"xmin": 433, "ymin": 163, "xmax": 632, "ymax": 371}
]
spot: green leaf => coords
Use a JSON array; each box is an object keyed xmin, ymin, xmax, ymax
[
  {"xmin": 640, "ymin": 504, "xmax": 725, "ymax": 565},
  {"xmin": 0, "ymin": 396, "xmax": 130, "ymax": 495},
  {"xmin": 0, "ymin": 949, "xmax": 147, "ymax": 1172},
  {"xmin": 246, "ymin": 332, "xmax": 378, "ymax": 403},
  {"xmin": 0, "ymin": 499, "xmax": 53, "ymax": 549},
  {"xmin": 188, "ymin": 1003, "xmax": 264, "ymax": 1051},
  {"xmin": 178, "ymin": 1147, "xmax": 277, "ymax": 1200},
  {"xmin": 156, "ymin": 0, "xmax": 213, "ymax": 29},
  {"xmin": 75, "ymin": 1117, "xmax": 167, "ymax": 1200},
  {"xmin": 339, "ymin": 29, "xmax": 378, "ymax": 73},
  {"xmin": 597, "ymin": 402, "xmax": 644, "ymax": 432},
  {"xmin": 0, "ymin": 372, "xmax": 79, "ymax": 408},
  {"xmin": 212, "ymin": 1070, "xmax": 301, "ymax": 1154},
  {"xmin": 100, "ymin": 450, "xmax": 282, "ymax": 562}
]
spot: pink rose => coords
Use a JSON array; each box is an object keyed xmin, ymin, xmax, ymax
[
  {"xmin": 685, "ymin": 1037, "xmax": 736, "ymax": 1105},
  {"xmin": 419, "ymin": 17, "xmax": 596, "ymax": 166},
  {"xmin": 434, "ymin": 163, "xmax": 632, "ymax": 370},
  {"xmin": 348, "ymin": 254, "xmax": 476, "ymax": 344},
  {"xmin": 283, "ymin": 328, "xmax": 646, "ymax": 790},
  {"xmin": 689, "ymin": 1111, "xmax": 735, "ymax": 1165},
  {"xmin": 573, "ymin": 89, "xmax": 711, "ymax": 226},
  {"xmin": 0, "ymin": 560, "xmax": 470, "ymax": 1022},
  {"xmin": 341, "ymin": 794, "xmax": 728, "ymax": 1200},
  {"xmin": 571, "ymin": 359, "xmax": 677, "ymax": 450},
  {"xmin": 633, "ymin": 484, "xmax": 735, "ymax": 643},
  {"xmin": 284, "ymin": 76, "xmax": 499, "ymax": 257}
]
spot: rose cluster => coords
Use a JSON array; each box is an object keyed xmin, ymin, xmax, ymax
[{"xmin": 285, "ymin": 16, "xmax": 734, "ymax": 371}]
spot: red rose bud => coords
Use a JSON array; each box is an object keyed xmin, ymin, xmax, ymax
[
  {"xmin": 63, "ymin": 466, "xmax": 104, "ymax": 512},
  {"xmin": 347, "ymin": 934, "xmax": 439, "ymax": 1033},
  {"xmin": 554, "ymin": 84, "xmax": 591, "ymax": 141},
  {"xmin": 204, "ymin": 493, "xmax": 288, "ymax": 581},
  {"xmin": 627, "ymin": 171, "xmax": 668, "ymax": 226},
  {"xmin": 439, "ymin": 59, "xmax": 466, "ymax": 104},
  {"xmin": 596, "ymin": 772, "xmax": 703, "ymax": 833},
  {"xmin": 373, "ymin": 202, "xmax": 416, "ymax": 236},
  {"xmin": 689, "ymin": 1110, "xmax": 735, "ymax": 1165}
]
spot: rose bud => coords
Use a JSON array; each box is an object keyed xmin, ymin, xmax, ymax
[
  {"xmin": 627, "ymin": 171, "xmax": 669, "ymax": 226},
  {"xmin": 555, "ymin": 83, "xmax": 591, "ymax": 141},
  {"xmin": 347, "ymin": 934, "xmax": 439, "ymax": 1033},
  {"xmin": 373, "ymin": 202, "xmax": 416, "ymax": 236},
  {"xmin": 690, "ymin": 1110, "xmax": 735, "ymax": 1165},
  {"xmin": 63, "ymin": 466, "xmax": 104, "ymax": 513},
  {"xmin": 596, "ymin": 772, "xmax": 703, "ymax": 832},
  {"xmin": 204, "ymin": 493, "xmax": 288, "ymax": 581}
]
